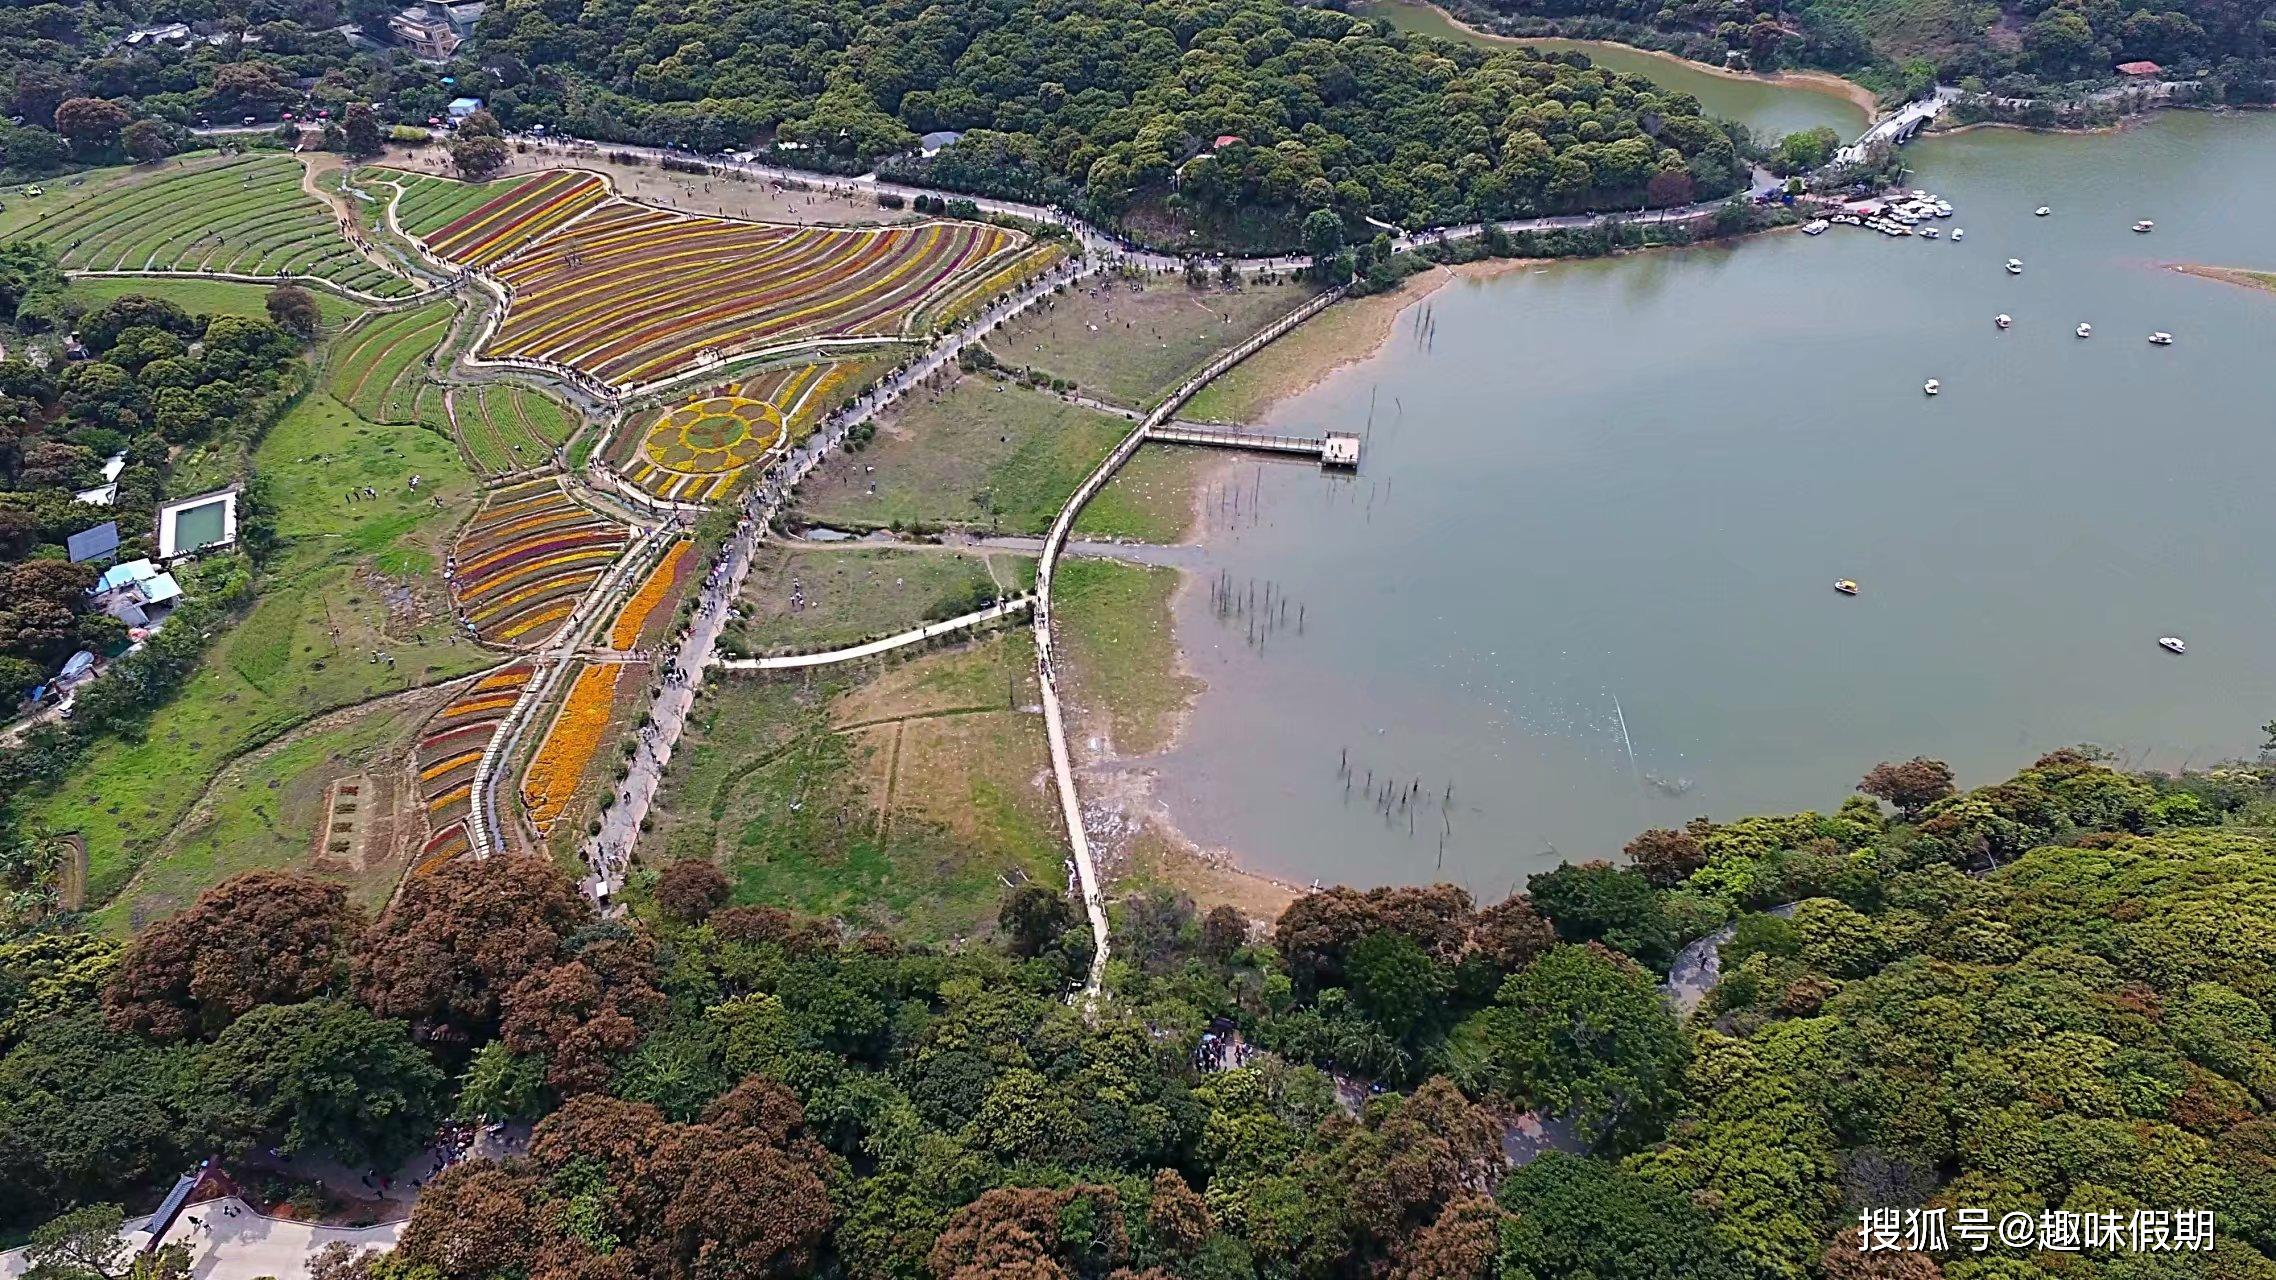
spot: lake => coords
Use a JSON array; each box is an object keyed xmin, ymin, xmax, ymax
[
  {"xmin": 1151, "ymin": 111, "xmax": 2276, "ymax": 894},
  {"xmin": 1352, "ymin": 0, "xmax": 1871, "ymax": 141}
]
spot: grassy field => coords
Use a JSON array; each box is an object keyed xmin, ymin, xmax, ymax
[
  {"xmin": 639, "ymin": 631, "xmax": 1061, "ymax": 941},
  {"xmin": 20, "ymin": 389, "xmax": 491, "ymax": 912},
  {"xmin": 989, "ymin": 278, "xmax": 1318, "ymax": 410},
  {"xmin": 386, "ymin": 171, "xmax": 537, "ymax": 237},
  {"xmin": 1073, "ymin": 445, "xmax": 1208, "ymax": 543},
  {"xmin": 0, "ymin": 152, "xmax": 414, "ymax": 297},
  {"xmin": 729, "ymin": 544, "xmax": 1027, "ymax": 655},
  {"xmin": 325, "ymin": 303, "xmax": 454, "ymax": 425},
  {"xmin": 69, "ymin": 277, "xmax": 366, "ymax": 331},
  {"xmin": 1050, "ymin": 558, "xmax": 1199, "ymax": 758},
  {"xmin": 452, "ymin": 383, "xmax": 578, "ymax": 475},
  {"xmin": 90, "ymin": 686, "xmax": 456, "ymax": 932},
  {"xmin": 796, "ymin": 376, "xmax": 1129, "ymax": 535}
]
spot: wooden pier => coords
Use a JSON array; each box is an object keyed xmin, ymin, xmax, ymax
[{"xmin": 1149, "ymin": 423, "xmax": 1361, "ymax": 468}]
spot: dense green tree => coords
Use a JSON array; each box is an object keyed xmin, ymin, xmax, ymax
[
  {"xmin": 201, "ymin": 999, "xmax": 444, "ymax": 1167},
  {"xmin": 1527, "ymin": 862, "xmax": 1678, "ymax": 967},
  {"xmin": 1497, "ymin": 1153, "xmax": 1748, "ymax": 1280},
  {"xmin": 1472, "ymin": 944, "xmax": 1688, "ymax": 1149}
]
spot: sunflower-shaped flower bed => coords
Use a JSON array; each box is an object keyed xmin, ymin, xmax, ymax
[{"xmin": 619, "ymin": 393, "xmax": 787, "ymax": 503}]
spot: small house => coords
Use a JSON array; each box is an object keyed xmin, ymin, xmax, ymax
[
  {"xmin": 2116, "ymin": 61, "xmax": 2163, "ymax": 77},
  {"xmin": 447, "ymin": 96, "xmax": 485, "ymax": 122},
  {"xmin": 918, "ymin": 130, "xmax": 964, "ymax": 157},
  {"xmin": 89, "ymin": 558, "xmax": 185, "ymax": 629}
]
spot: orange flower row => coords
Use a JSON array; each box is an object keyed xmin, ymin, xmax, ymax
[
  {"xmin": 609, "ymin": 541, "xmax": 691, "ymax": 649},
  {"xmin": 521, "ymin": 662, "xmax": 623, "ymax": 833}
]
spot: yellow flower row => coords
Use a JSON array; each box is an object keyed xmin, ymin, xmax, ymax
[
  {"xmin": 521, "ymin": 662, "xmax": 623, "ymax": 833},
  {"xmin": 609, "ymin": 541, "xmax": 690, "ymax": 650},
  {"xmin": 498, "ymin": 600, "xmax": 576, "ymax": 642}
]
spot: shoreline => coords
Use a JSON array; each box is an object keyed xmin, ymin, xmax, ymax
[
  {"xmin": 2170, "ymin": 262, "xmax": 2276, "ymax": 297},
  {"xmin": 1364, "ymin": 0, "xmax": 1882, "ymax": 120},
  {"xmin": 1084, "ymin": 261, "xmax": 1513, "ymax": 916}
]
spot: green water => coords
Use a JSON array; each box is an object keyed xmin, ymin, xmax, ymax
[
  {"xmin": 174, "ymin": 499, "xmax": 228, "ymax": 552},
  {"xmin": 1355, "ymin": 0, "xmax": 1871, "ymax": 140},
  {"xmin": 1156, "ymin": 112, "xmax": 2276, "ymax": 891}
]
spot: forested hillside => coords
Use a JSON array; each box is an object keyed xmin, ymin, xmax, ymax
[
  {"xmin": 1460, "ymin": 0, "xmax": 2275, "ymax": 97},
  {"xmin": 9, "ymin": 749, "xmax": 2276, "ymax": 1278}
]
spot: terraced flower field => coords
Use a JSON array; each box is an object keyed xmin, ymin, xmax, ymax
[
  {"xmin": 413, "ymin": 664, "xmax": 533, "ymax": 869},
  {"xmin": 3, "ymin": 153, "xmax": 414, "ymax": 297},
  {"xmin": 480, "ymin": 202, "xmax": 1024, "ymax": 388},
  {"xmin": 914, "ymin": 241, "xmax": 1069, "ymax": 331},
  {"xmin": 520, "ymin": 661, "xmax": 621, "ymax": 836},
  {"xmin": 423, "ymin": 170, "xmax": 607, "ymax": 269},
  {"xmin": 325, "ymin": 302, "xmax": 453, "ymax": 424},
  {"xmin": 609, "ymin": 540, "xmax": 691, "ymax": 649},
  {"xmin": 605, "ymin": 356, "xmax": 886, "ymax": 502},
  {"xmin": 450, "ymin": 478, "xmax": 627, "ymax": 647},
  {"xmin": 449, "ymin": 384, "xmax": 578, "ymax": 476},
  {"xmin": 389, "ymin": 172, "xmax": 538, "ymax": 239}
]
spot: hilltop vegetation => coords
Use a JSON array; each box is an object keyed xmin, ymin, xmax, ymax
[
  {"xmin": 1458, "ymin": 0, "xmax": 2275, "ymax": 98},
  {"xmin": 8, "ymin": 747, "xmax": 2276, "ymax": 1278}
]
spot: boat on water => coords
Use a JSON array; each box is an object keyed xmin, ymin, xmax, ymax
[
  {"xmin": 2076, "ymin": 323, "xmax": 2093, "ymax": 338},
  {"xmin": 1923, "ymin": 379, "xmax": 1941, "ymax": 395},
  {"xmin": 2160, "ymin": 636, "xmax": 2187, "ymax": 654},
  {"xmin": 1921, "ymin": 227, "xmax": 1939, "ymax": 239},
  {"xmin": 1952, "ymin": 229, "xmax": 1965, "ymax": 240},
  {"xmin": 1996, "ymin": 314, "xmax": 2012, "ymax": 329},
  {"xmin": 2133, "ymin": 219, "xmax": 2155, "ymax": 233},
  {"xmin": 2149, "ymin": 331, "xmax": 2174, "ymax": 345},
  {"xmin": 2036, "ymin": 206, "xmax": 2052, "ymax": 216},
  {"xmin": 1835, "ymin": 579, "xmax": 1860, "ymax": 596},
  {"xmin": 1802, "ymin": 219, "xmax": 1829, "ymax": 236},
  {"xmin": 2007, "ymin": 258, "xmax": 2024, "ymax": 274}
]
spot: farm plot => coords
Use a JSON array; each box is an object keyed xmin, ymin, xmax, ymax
[
  {"xmin": 4, "ymin": 153, "xmax": 412, "ymax": 297},
  {"xmin": 325, "ymin": 302, "xmax": 453, "ymax": 423},
  {"xmin": 423, "ymin": 170, "xmax": 607, "ymax": 269},
  {"xmin": 604, "ymin": 355, "xmax": 886, "ymax": 503},
  {"xmin": 450, "ymin": 383, "xmax": 578, "ymax": 476},
  {"xmin": 913, "ymin": 241, "xmax": 1069, "ymax": 331},
  {"xmin": 413, "ymin": 664, "xmax": 534, "ymax": 868},
  {"xmin": 450, "ymin": 478, "xmax": 627, "ymax": 647},
  {"xmin": 389, "ymin": 171, "xmax": 538, "ymax": 238},
  {"xmin": 481, "ymin": 203, "xmax": 1023, "ymax": 388}
]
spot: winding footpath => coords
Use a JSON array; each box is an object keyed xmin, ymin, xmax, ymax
[{"xmin": 508, "ymin": 252, "xmax": 1105, "ymax": 917}]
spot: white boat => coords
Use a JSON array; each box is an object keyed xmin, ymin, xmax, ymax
[
  {"xmin": 2076, "ymin": 323, "xmax": 2093, "ymax": 338},
  {"xmin": 1924, "ymin": 379, "xmax": 1941, "ymax": 395},
  {"xmin": 2036, "ymin": 206, "xmax": 2052, "ymax": 216},
  {"xmin": 1952, "ymin": 228, "xmax": 1965, "ymax": 240},
  {"xmin": 1921, "ymin": 227, "xmax": 1939, "ymax": 239},
  {"xmin": 1995, "ymin": 314, "xmax": 2012, "ymax": 329},
  {"xmin": 2149, "ymin": 331, "xmax": 2174, "ymax": 345},
  {"xmin": 2133, "ymin": 220, "xmax": 2155, "ymax": 233},
  {"xmin": 1802, "ymin": 219, "xmax": 1829, "ymax": 236},
  {"xmin": 2159, "ymin": 636, "xmax": 2186, "ymax": 654},
  {"xmin": 2006, "ymin": 258, "xmax": 2023, "ymax": 274}
]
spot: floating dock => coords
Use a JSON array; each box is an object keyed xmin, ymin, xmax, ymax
[{"xmin": 1149, "ymin": 423, "xmax": 1362, "ymax": 468}]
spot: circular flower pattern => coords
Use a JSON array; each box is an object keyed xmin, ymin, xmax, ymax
[{"xmin": 640, "ymin": 395, "xmax": 786, "ymax": 475}]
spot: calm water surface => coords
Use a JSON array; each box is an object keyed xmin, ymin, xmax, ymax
[
  {"xmin": 1153, "ymin": 112, "xmax": 2276, "ymax": 893},
  {"xmin": 1353, "ymin": 0, "xmax": 1869, "ymax": 140}
]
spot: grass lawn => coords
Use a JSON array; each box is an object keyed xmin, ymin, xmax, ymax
[
  {"xmin": 90, "ymin": 686, "xmax": 455, "ymax": 932},
  {"xmin": 20, "ymin": 390, "xmax": 491, "ymax": 913},
  {"xmin": 69, "ymin": 277, "xmax": 365, "ymax": 331},
  {"xmin": 1050, "ymin": 558, "xmax": 1199, "ymax": 758},
  {"xmin": 988, "ymin": 278, "xmax": 1318, "ymax": 411},
  {"xmin": 1074, "ymin": 444, "xmax": 1207, "ymax": 543},
  {"xmin": 729, "ymin": 545, "xmax": 1023, "ymax": 655},
  {"xmin": 639, "ymin": 631, "xmax": 1061, "ymax": 942},
  {"xmin": 796, "ymin": 376, "xmax": 1129, "ymax": 535}
]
